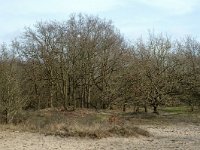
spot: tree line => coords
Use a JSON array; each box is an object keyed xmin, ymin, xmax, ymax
[{"xmin": 0, "ymin": 14, "xmax": 200, "ymax": 123}]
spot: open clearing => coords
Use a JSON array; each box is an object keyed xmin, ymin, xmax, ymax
[{"xmin": 0, "ymin": 123, "xmax": 200, "ymax": 150}]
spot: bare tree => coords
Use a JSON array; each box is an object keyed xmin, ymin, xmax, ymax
[
  {"xmin": 0, "ymin": 44, "xmax": 25, "ymax": 123},
  {"xmin": 176, "ymin": 37, "xmax": 200, "ymax": 111}
]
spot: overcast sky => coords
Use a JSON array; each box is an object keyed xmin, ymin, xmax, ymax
[{"xmin": 0, "ymin": 0, "xmax": 200, "ymax": 43}]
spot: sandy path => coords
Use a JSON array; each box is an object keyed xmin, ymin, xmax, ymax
[{"xmin": 0, "ymin": 123, "xmax": 200, "ymax": 150}]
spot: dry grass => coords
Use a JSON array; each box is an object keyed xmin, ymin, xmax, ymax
[
  {"xmin": 1, "ymin": 107, "xmax": 199, "ymax": 139},
  {"xmin": 46, "ymin": 122, "xmax": 150, "ymax": 139},
  {"xmin": 0, "ymin": 108, "xmax": 150, "ymax": 139}
]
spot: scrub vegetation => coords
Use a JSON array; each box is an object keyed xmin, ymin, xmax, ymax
[{"xmin": 0, "ymin": 14, "xmax": 200, "ymax": 138}]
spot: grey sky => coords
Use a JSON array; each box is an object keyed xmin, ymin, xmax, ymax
[{"xmin": 0, "ymin": 0, "xmax": 200, "ymax": 43}]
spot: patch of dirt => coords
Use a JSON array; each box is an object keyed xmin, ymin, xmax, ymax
[{"xmin": 0, "ymin": 123, "xmax": 200, "ymax": 150}]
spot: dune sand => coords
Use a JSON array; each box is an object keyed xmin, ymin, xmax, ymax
[{"xmin": 0, "ymin": 123, "xmax": 200, "ymax": 150}]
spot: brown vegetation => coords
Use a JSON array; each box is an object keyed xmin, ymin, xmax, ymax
[
  {"xmin": 0, "ymin": 109, "xmax": 151, "ymax": 139},
  {"xmin": 0, "ymin": 14, "xmax": 199, "ymax": 135}
]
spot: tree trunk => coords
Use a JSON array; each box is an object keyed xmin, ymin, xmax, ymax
[
  {"xmin": 72, "ymin": 77, "xmax": 76, "ymax": 111},
  {"xmin": 190, "ymin": 105, "xmax": 194, "ymax": 112},
  {"xmin": 62, "ymin": 79, "xmax": 68, "ymax": 110},
  {"xmin": 144, "ymin": 105, "xmax": 148, "ymax": 113},
  {"xmin": 34, "ymin": 83, "xmax": 40, "ymax": 110},
  {"xmin": 123, "ymin": 103, "xmax": 126, "ymax": 112},
  {"xmin": 81, "ymin": 87, "xmax": 84, "ymax": 108},
  {"xmin": 135, "ymin": 106, "xmax": 139, "ymax": 112},
  {"xmin": 50, "ymin": 89, "xmax": 53, "ymax": 108},
  {"xmin": 153, "ymin": 105, "xmax": 159, "ymax": 114},
  {"xmin": 4, "ymin": 109, "xmax": 8, "ymax": 124},
  {"xmin": 87, "ymin": 85, "xmax": 91, "ymax": 108}
]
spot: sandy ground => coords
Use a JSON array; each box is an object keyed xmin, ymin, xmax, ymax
[{"xmin": 0, "ymin": 123, "xmax": 200, "ymax": 150}]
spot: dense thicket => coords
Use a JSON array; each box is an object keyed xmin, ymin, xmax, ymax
[{"xmin": 0, "ymin": 14, "xmax": 200, "ymax": 122}]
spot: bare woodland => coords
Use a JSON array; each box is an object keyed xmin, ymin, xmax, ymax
[{"xmin": 0, "ymin": 14, "xmax": 200, "ymax": 123}]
